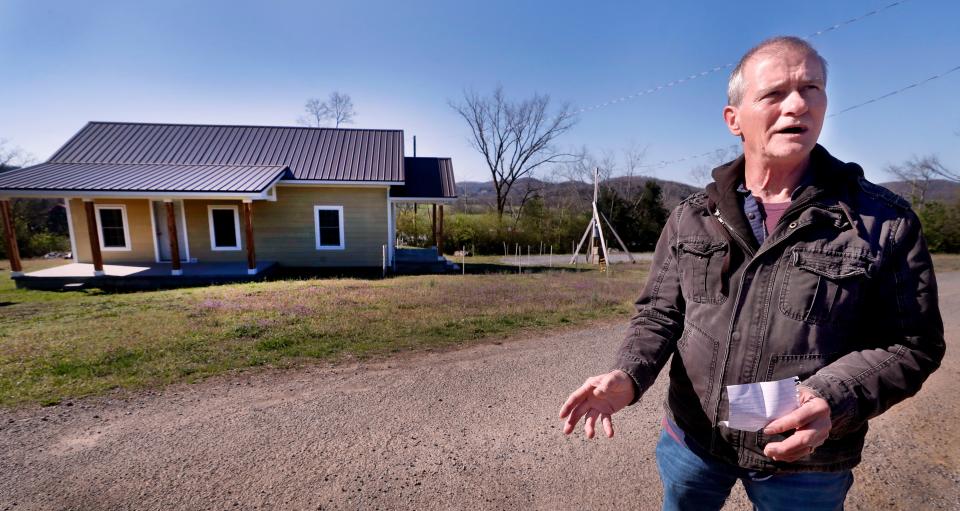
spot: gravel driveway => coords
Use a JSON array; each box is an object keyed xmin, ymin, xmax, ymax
[{"xmin": 1, "ymin": 274, "xmax": 957, "ymax": 510}]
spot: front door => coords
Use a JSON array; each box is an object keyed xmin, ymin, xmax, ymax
[{"xmin": 152, "ymin": 201, "xmax": 187, "ymax": 262}]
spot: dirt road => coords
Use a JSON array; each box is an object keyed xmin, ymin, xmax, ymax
[{"xmin": 1, "ymin": 274, "xmax": 957, "ymax": 510}]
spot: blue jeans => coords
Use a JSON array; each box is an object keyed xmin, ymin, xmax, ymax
[{"xmin": 656, "ymin": 422, "xmax": 853, "ymax": 511}]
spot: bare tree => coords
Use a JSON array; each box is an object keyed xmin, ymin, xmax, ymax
[
  {"xmin": 298, "ymin": 91, "xmax": 356, "ymax": 128},
  {"xmin": 325, "ymin": 92, "xmax": 355, "ymax": 127},
  {"xmin": 299, "ymin": 98, "xmax": 327, "ymax": 128},
  {"xmin": 451, "ymin": 86, "xmax": 578, "ymax": 222},
  {"xmin": 887, "ymin": 155, "xmax": 957, "ymax": 206},
  {"xmin": 0, "ymin": 139, "xmax": 31, "ymax": 171}
]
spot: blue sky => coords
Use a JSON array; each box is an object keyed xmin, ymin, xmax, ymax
[{"xmin": 1, "ymin": 0, "xmax": 958, "ymax": 185}]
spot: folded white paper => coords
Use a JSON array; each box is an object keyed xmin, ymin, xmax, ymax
[{"xmin": 719, "ymin": 376, "xmax": 799, "ymax": 431}]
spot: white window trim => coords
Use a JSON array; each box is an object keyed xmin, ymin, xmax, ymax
[
  {"xmin": 207, "ymin": 205, "xmax": 242, "ymax": 251},
  {"xmin": 314, "ymin": 205, "xmax": 345, "ymax": 250},
  {"xmin": 94, "ymin": 204, "xmax": 132, "ymax": 252}
]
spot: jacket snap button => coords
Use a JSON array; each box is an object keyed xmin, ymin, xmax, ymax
[
  {"xmin": 788, "ymin": 222, "xmax": 798, "ymax": 229},
  {"xmin": 731, "ymin": 332, "xmax": 741, "ymax": 341}
]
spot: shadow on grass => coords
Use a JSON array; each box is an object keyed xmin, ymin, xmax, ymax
[
  {"xmin": 458, "ymin": 263, "xmax": 585, "ymax": 275},
  {"xmin": 23, "ymin": 262, "xmax": 609, "ymax": 295}
]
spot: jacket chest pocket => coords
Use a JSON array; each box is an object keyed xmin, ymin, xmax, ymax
[
  {"xmin": 778, "ymin": 249, "xmax": 873, "ymax": 325},
  {"xmin": 678, "ymin": 239, "xmax": 728, "ymax": 304}
]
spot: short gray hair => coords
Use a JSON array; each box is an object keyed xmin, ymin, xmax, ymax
[{"xmin": 727, "ymin": 36, "xmax": 828, "ymax": 106}]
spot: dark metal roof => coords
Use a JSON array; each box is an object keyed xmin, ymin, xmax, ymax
[
  {"xmin": 0, "ymin": 162, "xmax": 290, "ymax": 193},
  {"xmin": 391, "ymin": 157, "xmax": 457, "ymax": 199},
  {"xmin": 49, "ymin": 121, "xmax": 404, "ymax": 182}
]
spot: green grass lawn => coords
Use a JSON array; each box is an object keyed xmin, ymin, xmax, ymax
[
  {"xmin": 0, "ymin": 258, "xmax": 649, "ymax": 407},
  {"xmin": 4, "ymin": 252, "xmax": 955, "ymax": 408}
]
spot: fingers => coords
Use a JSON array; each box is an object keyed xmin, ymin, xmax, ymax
[
  {"xmin": 601, "ymin": 413, "xmax": 614, "ymax": 438},
  {"xmin": 763, "ymin": 397, "xmax": 830, "ymax": 435},
  {"xmin": 763, "ymin": 413, "xmax": 831, "ymax": 462},
  {"xmin": 560, "ymin": 373, "xmax": 623, "ymax": 439},
  {"xmin": 559, "ymin": 381, "xmax": 594, "ymax": 419},
  {"xmin": 563, "ymin": 401, "xmax": 591, "ymax": 435},
  {"xmin": 584, "ymin": 409, "xmax": 599, "ymax": 439},
  {"xmin": 763, "ymin": 428, "xmax": 818, "ymax": 462}
]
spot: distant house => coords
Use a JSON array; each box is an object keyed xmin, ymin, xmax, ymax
[{"xmin": 0, "ymin": 122, "xmax": 456, "ymax": 285}]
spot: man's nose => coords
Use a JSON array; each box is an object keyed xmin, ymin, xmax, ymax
[{"xmin": 781, "ymin": 89, "xmax": 808, "ymax": 116}]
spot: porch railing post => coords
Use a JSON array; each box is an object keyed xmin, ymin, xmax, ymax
[
  {"xmin": 164, "ymin": 200, "xmax": 182, "ymax": 276},
  {"xmin": 0, "ymin": 200, "xmax": 23, "ymax": 277},
  {"xmin": 437, "ymin": 204, "xmax": 444, "ymax": 256},
  {"xmin": 83, "ymin": 199, "xmax": 105, "ymax": 276},
  {"xmin": 431, "ymin": 204, "xmax": 437, "ymax": 247},
  {"xmin": 242, "ymin": 200, "xmax": 257, "ymax": 275}
]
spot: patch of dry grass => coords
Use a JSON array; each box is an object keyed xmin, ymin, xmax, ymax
[
  {"xmin": 0, "ymin": 259, "xmax": 648, "ymax": 407},
  {"xmin": 931, "ymin": 254, "xmax": 960, "ymax": 273}
]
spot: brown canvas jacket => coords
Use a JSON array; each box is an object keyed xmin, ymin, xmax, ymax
[{"xmin": 615, "ymin": 144, "xmax": 945, "ymax": 472}]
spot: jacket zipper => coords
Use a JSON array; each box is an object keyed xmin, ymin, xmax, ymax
[
  {"xmin": 708, "ymin": 201, "xmax": 825, "ymax": 455},
  {"xmin": 709, "ymin": 207, "xmax": 752, "ymax": 455},
  {"xmin": 713, "ymin": 209, "xmax": 755, "ymax": 257}
]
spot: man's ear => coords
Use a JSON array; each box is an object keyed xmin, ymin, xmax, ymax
[{"xmin": 723, "ymin": 105, "xmax": 741, "ymax": 137}]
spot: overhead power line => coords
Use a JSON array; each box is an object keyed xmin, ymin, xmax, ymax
[
  {"xmin": 636, "ymin": 63, "xmax": 960, "ymax": 170},
  {"xmin": 575, "ymin": 0, "xmax": 915, "ymax": 115},
  {"xmin": 828, "ymin": 64, "xmax": 960, "ymax": 117}
]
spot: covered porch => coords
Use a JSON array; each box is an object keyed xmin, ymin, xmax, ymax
[
  {"xmin": 13, "ymin": 260, "xmax": 277, "ymax": 291},
  {"xmin": 389, "ymin": 157, "xmax": 459, "ymax": 274},
  {"xmin": 0, "ymin": 161, "xmax": 289, "ymax": 285}
]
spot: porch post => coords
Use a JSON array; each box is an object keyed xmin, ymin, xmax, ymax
[
  {"xmin": 0, "ymin": 200, "xmax": 23, "ymax": 277},
  {"xmin": 431, "ymin": 204, "xmax": 437, "ymax": 247},
  {"xmin": 437, "ymin": 204, "xmax": 445, "ymax": 256},
  {"xmin": 164, "ymin": 200, "xmax": 182, "ymax": 276},
  {"xmin": 242, "ymin": 199, "xmax": 257, "ymax": 275},
  {"xmin": 83, "ymin": 199, "xmax": 105, "ymax": 276}
]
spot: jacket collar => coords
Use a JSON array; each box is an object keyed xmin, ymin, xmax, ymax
[{"xmin": 705, "ymin": 144, "xmax": 863, "ymax": 247}]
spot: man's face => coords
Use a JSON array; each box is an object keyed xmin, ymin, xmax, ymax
[{"xmin": 723, "ymin": 48, "xmax": 827, "ymax": 165}]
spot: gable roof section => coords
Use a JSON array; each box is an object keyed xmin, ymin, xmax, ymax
[
  {"xmin": 391, "ymin": 157, "xmax": 457, "ymax": 199},
  {"xmin": 51, "ymin": 122, "xmax": 404, "ymax": 181},
  {"xmin": 0, "ymin": 162, "xmax": 290, "ymax": 193},
  {"xmin": 0, "ymin": 122, "xmax": 405, "ymax": 194}
]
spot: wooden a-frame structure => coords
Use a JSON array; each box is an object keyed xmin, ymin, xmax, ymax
[{"xmin": 569, "ymin": 167, "xmax": 635, "ymax": 269}]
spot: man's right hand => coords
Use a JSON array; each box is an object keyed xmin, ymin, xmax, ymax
[{"xmin": 558, "ymin": 369, "xmax": 636, "ymax": 439}]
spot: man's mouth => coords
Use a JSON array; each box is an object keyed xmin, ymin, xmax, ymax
[{"xmin": 776, "ymin": 126, "xmax": 808, "ymax": 135}]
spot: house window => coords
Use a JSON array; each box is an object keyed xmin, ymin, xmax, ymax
[
  {"xmin": 314, "ymin": 205, "xmax": 344, "ymax": 250},
  {"xmin": 94, "ymin": 204, "xmax": 131, "ymax": 251},
  {"xmin": 207, "ymin": 205, "xmax": 241, "ymax": 251}
]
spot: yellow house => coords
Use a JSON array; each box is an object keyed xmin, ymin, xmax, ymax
[{"xmin": 0, "ymin": 122, "xmax": 457, "ymax": 288}]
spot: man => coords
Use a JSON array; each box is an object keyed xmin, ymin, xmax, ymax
[{"xmin": 559, "ymin": 36, "xmax": 944, "ymax": 510}]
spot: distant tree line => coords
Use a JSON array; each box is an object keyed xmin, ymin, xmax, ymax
[
  {"xmin": 0, "ymin": 198, "xmax": 70, "ymax": 259},
  {"xmin": 396, "ymin": 178, "xmax": 668, "ymax": 256},
  {"xmin": 0, "ymin": 141, "xmax": 70, "ymax": 260},
  {"xmin": 887, "ymin": 154, "xmax": 960, "ymax": 252}
]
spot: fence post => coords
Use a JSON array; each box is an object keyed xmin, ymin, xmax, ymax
[{"xmin": 516, "ymin": 244, "xmax": 521, "ymax": 274}]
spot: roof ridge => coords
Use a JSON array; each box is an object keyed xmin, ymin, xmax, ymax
[
  {"xmin": 86, "ymin": 121, "xmax": 404, "ymax": 133},
  {"xmin": 46, "ymin": 161, "xmax": 289, "ymax": 168}
]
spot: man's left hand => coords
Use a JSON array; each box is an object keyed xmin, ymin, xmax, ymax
[{"xmin": 762, "ymin": 386, "xmax": 832, "ymax": 462}]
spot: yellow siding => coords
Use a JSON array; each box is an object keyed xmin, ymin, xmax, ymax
[
  {"xmin": 182, "ymin": 187, "xmax": 388, "ymax": 267},
  {"xmin": 68, "ymin": 198, "xmax": 155, "ymax": 264},
  {"xmin": 183, "ymin": 200, "xmax": 247, "ymax": 263}
]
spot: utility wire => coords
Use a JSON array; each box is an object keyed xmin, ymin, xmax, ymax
[
  {"xmin": 828, "ymin": 64, "xmax": 960, "ymax": 117},
  {"xmin": 637, "ymin": 63, "xmax": 960, "ymax": 170},
  {"xmin": 575, "ymin": 0, "xmax": 915, "ymax": 115}
]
